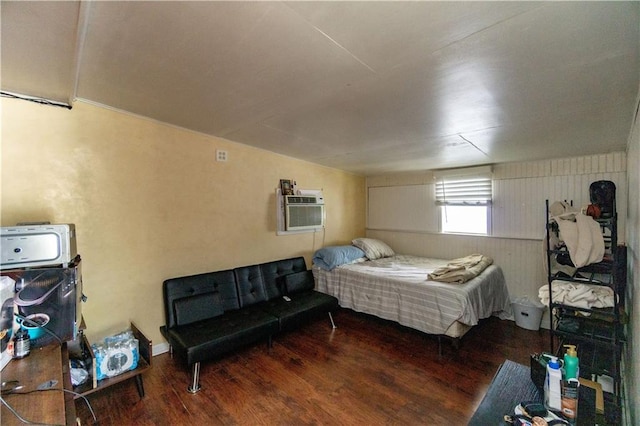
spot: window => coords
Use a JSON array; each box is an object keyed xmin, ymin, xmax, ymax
[
  {"xmin": 435, "ymin": 168, "xmax": 492, "ymax": 235},
  {"xmin": 440, "ymin": 205, "xmax": 489, "ymax": 234}
]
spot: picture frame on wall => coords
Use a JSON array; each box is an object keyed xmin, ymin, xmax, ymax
[{"xmin": 280, "ymin": 179, "xmax": 293, "ymax": 195}]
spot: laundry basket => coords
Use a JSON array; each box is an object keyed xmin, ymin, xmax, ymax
[{"xmin": 511, "ymin": 297, "xmax": 546, "ymax": 331}]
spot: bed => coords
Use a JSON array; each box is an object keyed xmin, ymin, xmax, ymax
[{"xmin": 312, "ymin": 239, "xmax": 513, "ymax": 348}]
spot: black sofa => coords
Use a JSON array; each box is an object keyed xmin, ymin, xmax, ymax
[{"xmin": 160, "ymin": 256, "xmax": 338, "ymax": 393}]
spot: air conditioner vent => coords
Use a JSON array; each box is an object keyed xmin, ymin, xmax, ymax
[
  {"xmin": 283, "ymin": 192, "xmax": 325, "ymax": 231},
  {"xmin": 285, "ymin": 195, "xmax": 322, "ymax": 205}
]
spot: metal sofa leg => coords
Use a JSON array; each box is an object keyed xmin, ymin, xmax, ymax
[
  {"xmin": 187, "ymin": 362, "xmax": 202, "ymax": 394},
  {"xmin": 328, "ymin": 312, "xmax": 337, "ymax": 329}
]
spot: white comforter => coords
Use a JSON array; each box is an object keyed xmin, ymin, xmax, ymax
[
  {"xmin": 313, "ymin": 255, "xmax": 512, "ymax": 335},
  {"xmin": 549, "ymin": 201, "xmax": 604, "ymax": 268},
  {"xmin": 539, "ymin": 280, "xmax": 614, "ymax": 309}
]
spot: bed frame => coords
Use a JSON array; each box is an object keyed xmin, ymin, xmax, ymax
[{"xmin": 313, "ymin": 254, "xmax": 512, "ymax": 354}]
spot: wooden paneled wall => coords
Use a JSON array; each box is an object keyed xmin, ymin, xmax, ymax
[
  {"xmin": 366, "ymin": 152, "xmax": 627, "ymax": 321},
  {"xmin": 492, "ymin": 153, "xmax": 627, "ymax": 240}
]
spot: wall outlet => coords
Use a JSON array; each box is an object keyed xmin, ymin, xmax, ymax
[{"xmin": 216, "ymin": 149, "xmax": 228, "ymax": 162}]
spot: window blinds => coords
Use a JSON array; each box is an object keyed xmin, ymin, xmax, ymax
[{"xmin": 434, "ymin": 168, "xmax": 492, "ymax": 205}]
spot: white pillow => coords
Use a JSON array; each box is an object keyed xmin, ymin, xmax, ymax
[{"xmin": 351, "ymin": 238, "xmax": 395, "ymax": 260}]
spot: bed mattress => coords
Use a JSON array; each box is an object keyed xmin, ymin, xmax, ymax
[{"xmin": 313, "ymin": 255, "xmax": 512, "ymax": 338}]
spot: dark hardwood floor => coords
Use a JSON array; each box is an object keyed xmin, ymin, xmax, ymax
[{"xmin": 75, "ymin": 309, "xmax": 548, "ymax": 425}]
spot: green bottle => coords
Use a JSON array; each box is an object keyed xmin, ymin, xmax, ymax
[{"xmin": 564, "ymin": 344, "xmax": 579, "ymax": 380}]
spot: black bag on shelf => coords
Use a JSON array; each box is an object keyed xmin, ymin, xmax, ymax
[
  {"xmin": 557, "ymin": 317, "xmax": 580, "ymax": 333},
  {"xmin": 589, "ymin": 180, "xmax": 616, "ymax": 218},
  {"xmin": 529, "ymin": 354, "xmax": 546, "ymax": 391}
]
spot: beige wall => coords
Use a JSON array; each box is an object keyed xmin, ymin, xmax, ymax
[{"xmin": 1, "ymin": 98, "xmax": 365, "ymax": 345}]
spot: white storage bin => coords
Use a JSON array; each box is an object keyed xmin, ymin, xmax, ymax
[{"xmin": 511, "ymin": 297, "xmax": 545, "ymax": 331}]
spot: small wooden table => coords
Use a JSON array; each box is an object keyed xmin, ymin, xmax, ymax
[
  {"xmin": 72, "ymin": 322, "xmax": 152, "ymax": 399},
  {"xmin": 1, "ymin": 323, "xmax": 152, "ymax": 426},
  {"xmin": 1, "ymin": 344, "xmax": 76, "ymax": 426}
]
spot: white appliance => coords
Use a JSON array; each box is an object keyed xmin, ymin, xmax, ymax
[
  {"xmin": 1, "ymin": 257, "xmax": 83, "ymax": 347},
  {"xmin": 284, "ymin": 194, "xmax": 325, "ymax": 231},
  {"xmin": 1, "ymin": 224, "xmax": 83, "ymax": 348},
  {"xmin": 1, "ymin": 224, "xmax": 77, "ymax": 270}
]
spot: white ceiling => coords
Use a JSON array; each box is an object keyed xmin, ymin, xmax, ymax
[{"xmin": 2, "ymin": 1, "xmax": 638, "ymax": 175}]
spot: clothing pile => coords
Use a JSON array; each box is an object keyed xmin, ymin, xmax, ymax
[
  {"xmin": 538, "ymin": 280, "xmax": 614, "ymax": 310},
  {"xmin": 548, "ymin": 201, "xmax": 604, "ymax": 269},
  {"xmin": 427, "ymin": 254, "xmax": 493, "ymax": 284}
]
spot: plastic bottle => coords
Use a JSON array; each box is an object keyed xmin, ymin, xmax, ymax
[
  {"xmin": 544, "ymin": 356, "xmax": 562, "ymax": 411},
  {"xmin": 564, "ymin": 344, "xmax": 579, "ymax": 380}
]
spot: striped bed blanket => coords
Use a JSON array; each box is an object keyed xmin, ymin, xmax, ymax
[{"xmin": 313, "ymin": 255, "xmax": 512, "ymax": 336}]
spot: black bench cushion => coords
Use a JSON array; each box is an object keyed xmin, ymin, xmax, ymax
[
  {"xmin": 173, "ymin": 292, "xmax": 224, "ymax": 326},
  {"xmin": 163, "ymin": 269, "xmax": 239, "ymax": 329},
  {"xmin": 260, "ymin": 257, "xmax": 307, "ymax": 300},
  {"xmin": 262, "ymin": 291, "xmax": 338, "ymax": 331},
  {"xmin": 281, "ymin": 270, "xmax": 315, "ymax": 294},
  {"xmin": 234, "ymin": 264, "xmax": 268, "ymax": 308},
  {"xmin": 165, "ymin": 308, "xmax": 279, "ymax": 365}
]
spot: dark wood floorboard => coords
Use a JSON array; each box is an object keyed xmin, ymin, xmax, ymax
[{"xmin": 75, "ymin": 308, "xmax": 548, "ymax": 425}]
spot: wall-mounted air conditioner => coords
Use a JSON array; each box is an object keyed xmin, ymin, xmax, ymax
[{"xmin": 284, "ymin": 193, "xmax": 325, "ymax": 231}]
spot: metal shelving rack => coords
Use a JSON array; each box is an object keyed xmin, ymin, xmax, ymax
[{"xmin": 545, "ymin": 199, "xmax": 626, "ymax": 423}]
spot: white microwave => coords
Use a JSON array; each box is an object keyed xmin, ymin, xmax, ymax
[{"xmin": 1, "ymin": 224, "xmax": 77, "ymax": 269}]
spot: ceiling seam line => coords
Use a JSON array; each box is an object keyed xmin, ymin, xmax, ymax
[
  {"xmin": 458, "ymin": 135, "xmax": 490, "ymax": 158},
  {"xmin": 430, "ymin": 4, "xmax": 546, "ymax": 57},
  {"xmin": 311, "ymin": 26, "xmax": 377, "ymax": 73},
  {"xmin": 283, "ymin": 3, "xmax": 376, "ymax": 73},
  {"xmin": 70, "ymin": 0, "xmax": 92, "ymax": 104}
]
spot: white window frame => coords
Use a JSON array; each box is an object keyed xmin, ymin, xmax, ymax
[{"xmin": 434, "ymin": 166, "xmax": 493, "ymax": 235}]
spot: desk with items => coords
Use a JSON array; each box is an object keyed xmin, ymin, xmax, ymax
[{"xmin": 468, "ymin": 360, "xmax": 612, "ymax": 426}]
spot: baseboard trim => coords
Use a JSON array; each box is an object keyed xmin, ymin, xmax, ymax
[{"xmin": 153, "ymin": 342, "xmax": 170, "ymax": 356}]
